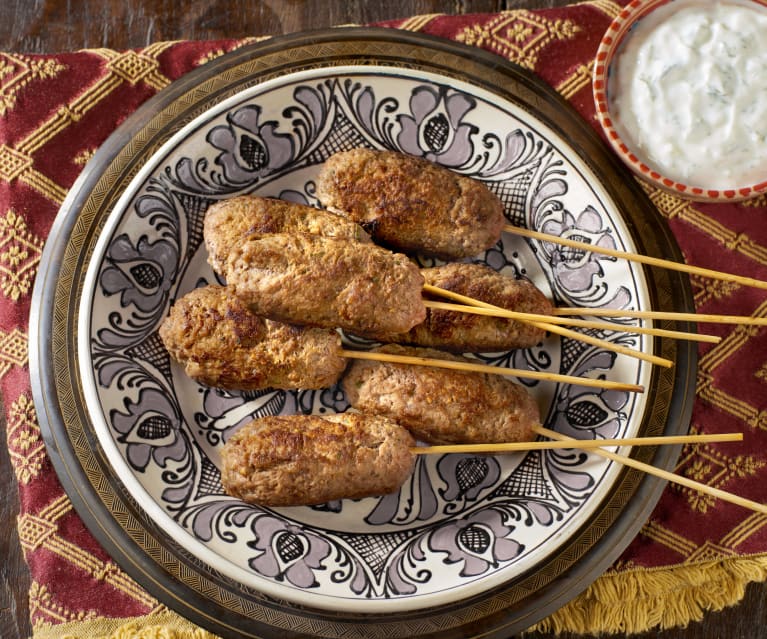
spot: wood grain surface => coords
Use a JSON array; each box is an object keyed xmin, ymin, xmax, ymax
[{"xmin": 1, "ymin": 2, "xmax": 766, "ymax": 639}]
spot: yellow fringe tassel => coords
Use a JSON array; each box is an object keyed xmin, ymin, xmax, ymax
[
  {"xmin": 530, "ymin": 555, "xmax": 767, "ymax": 635},
  {"xmin": 31, "ymin": 555, "xmax": 767, "ymax": 638},
  {"xmin": 33, "ymin": 611, "xmax": 222, "ymax": 639}
]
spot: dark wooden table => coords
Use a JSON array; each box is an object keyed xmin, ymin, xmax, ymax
[{"xmin": 1, "ymin": 2, "xmax": 766, "ymax": 638}]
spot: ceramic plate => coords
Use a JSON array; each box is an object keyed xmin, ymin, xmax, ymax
[{"xmin": 31, "ymin": 29, "xmax": 697, "ymax": 638}]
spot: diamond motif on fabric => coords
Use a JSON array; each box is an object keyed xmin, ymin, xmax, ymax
[
  {"xmin": 0, "ymin": 327, "xmax": 28, "ymax": 375},
  {"xmin": 639, "ymin": 519, "xmax": 697, "ymax": 557},
  {"xmin": 107, "ymin": 50, "xmax": 160, "ymax": 85},
  {"xmin": 586, "ymin": 0, "xmax": 624, "ymax": 19},
  {"xmin": 0, "ymin": 208, "xmax": 44, "ymax": 301},
  {"xmin": 0, "ymin": 144, "xmax": 33, "ymax": 182},
  {"xmin": 643, "ymin": 183, "xmax": 690, "ymax": 220},
  {"xmin": 741, "ymin": 192, "xmax": 767, "ymax": 207},
  {"xmin": 0, "ymin": 53, "xmax": 65, "ymax": 116},
  {"xmin": 194, "ymin": 36, "xmax": 267, "ymax": 67},
  {"xmin": 456, "ymin": 11, "xmax": 580, "ymax": 69},
  {"xmin": 7, "ymin": 392, "xmax": 45, "ymax": 484},
  {"xmin": 675, "ymin": 439, "xmax": 765, "ymax": 514},
  {"xmin": 556, "ymin": 61, "xmax": 595, "ymax": 100},
  {"xmin": 691, "ymin": 273, "xmax": 740, "ymax": 307},
  {"xmin": 18, "ymin": 513, "xmax": 57, "ymax": 552}
]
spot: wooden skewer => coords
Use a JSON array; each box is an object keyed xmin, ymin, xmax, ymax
[
  {"xmin": 412, "ymin": 431, "xmax": 742, "ymax": 455},
  {"xmin": 514, "ymin": 318, "xmax": 673, "ymax": 367},
  {"xmin": 553, "ymin": 306, "xmax": 767, "ymax": 326},
  {"xmin": 504, "ymin": 225, "xmax": 767, "ymax": 292},
  {"xmin": 533, "ymin": 425, "xmax": 767, "ymax": 515},
  {"xmin": 340, "ymin": 349, "xmax": 644, "ymax": 393},
  {"xmin": 423, "ymin": 300, "xmax": 721, "ymax": 344},
  {"xmin": 423, "ymin": 284, "xmax": 674, "ymax": 368}
]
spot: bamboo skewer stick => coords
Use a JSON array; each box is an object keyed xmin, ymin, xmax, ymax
[
  {"xmin": 520, "ymin": 318, "xmax": 672, "ymax": 367},
  {"xmin": 423, "ymin": 300, "xmax": 721, "ymax": 344},
  {"xmin": 412, "ymin": 432, "xmax": 742, "ymax": 455},
  {"xmin": 423, "ymin": 284, "xmax": 674, "ymax": 368},
  {"xmin": 340, "ymin": 349, "xmax": 644, "ymax": 392},
  {"xmin": 533, "ymin": 426, "xmax": 767, "ymax": 515},
  {"xmin": 504, "ymin": 225, "xmax": 767, "ymax": 292},
  {"xmin": 553, "ymin": 306, "xmax": 767, "ymax": 326}
]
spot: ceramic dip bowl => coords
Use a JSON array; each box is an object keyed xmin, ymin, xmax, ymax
[{"xmin": 593, "ymin": 0, "xmax": 767, "ymax": 202}]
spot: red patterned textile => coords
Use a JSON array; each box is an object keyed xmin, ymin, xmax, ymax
[{"xmin": 2, "ymin": 2, "xmax": 767, "ymax": 635}]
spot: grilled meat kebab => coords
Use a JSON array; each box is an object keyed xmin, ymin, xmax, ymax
[
  {"xmin": 204, "ymin": 194, "xmax": 370, "ymax": 276},
  {"xmin": 342, "ymin": 344, "xmax": 539, "ymax": 445},
  {"xmin": 220, "ymin": 412, "xmax": 416, "ymax": 506},
  {"xmin": 158, "ymin": 284, "xmax": 346, "ymax": 390},
  {"xmin": 316, "ymin": 148, "xmax": 505, "ymax": 259}
]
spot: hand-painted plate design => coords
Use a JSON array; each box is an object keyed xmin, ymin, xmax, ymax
[{"xmin": 32, "ymin": 29, "xmax": 697, "ymax": 638}]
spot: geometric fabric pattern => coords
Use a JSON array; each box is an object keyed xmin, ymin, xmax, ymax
[{"xmin": 1, "ymin": 1, "xmax": 767, "ymax": 636}]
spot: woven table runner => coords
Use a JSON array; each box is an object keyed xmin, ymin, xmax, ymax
[{"xmin": 3, "ymin": 1, "xmax": 767, "ymax": 637}]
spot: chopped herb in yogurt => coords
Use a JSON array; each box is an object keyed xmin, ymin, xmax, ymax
[{"xmin": 610, "ymin": 0, "xmax": 767, "ymax": 188}]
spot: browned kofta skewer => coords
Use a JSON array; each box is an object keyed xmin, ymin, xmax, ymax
[
  {"xmin": 315, "ymin": 147, "xmax": 505, "ymax": 260},
  {"xmin": 224, "ymin": 232, "xmax": 427, "ymax": 337},
  {"xmin": 221, "ymin": 229, "xmax": 671, "ymax": 366},
  {"xmin": 220, "ymin": 413, "xmax": 750, "ymax": 510},
  {"xmin": 220, "ymin": 412, "xmax": 415, "ymax": 507},
  {"xmin": 204, "ymin": 194, "xmax": 371, "ymax": 276},
  {"xmin": 220, "ymin": 413, "xmax": 747, "ymax": 508},
  {"xmin": 158, "ymin": 284, "xmax": 347, "ymax": 390},
  {"xmin": 203, "ymin": 196, "xmax": 427, "ymax": 337},
  {"xmin": 355, "ymin": 262, "xmax": 553, "ymax": 353},
  {"xmin": 224, "ymin": 231, "xmax": 671, "ymax": 365},
  {"xmin": 342, "ymin": 344, "xmax": 540, "ymax": 446}
]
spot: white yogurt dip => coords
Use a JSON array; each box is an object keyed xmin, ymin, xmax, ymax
[{"xmin": 609, "ymin": 0, "xmax": 767, "ymax": 189}]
